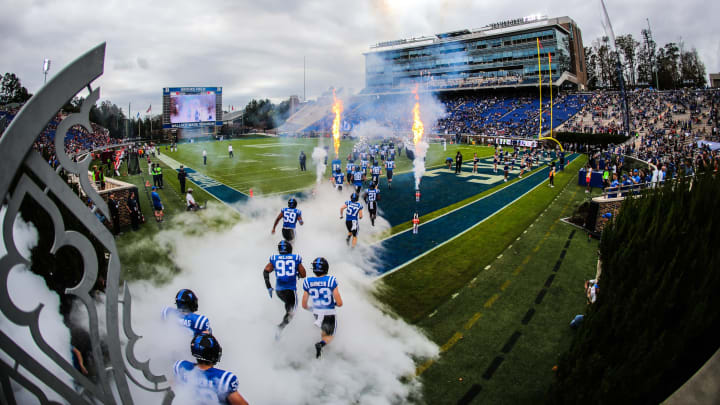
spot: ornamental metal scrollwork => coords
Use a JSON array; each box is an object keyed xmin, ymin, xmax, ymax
[{"xmin": 0, "ymin": 43, "xmax": 173, "ymax": 404}]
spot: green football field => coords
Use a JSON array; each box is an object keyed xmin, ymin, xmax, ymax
[
  {"xmin": 118, "ymin": 136, "xmax": 596, "ymax": 403},
  {"xmin": 163, "ymin": 136, "xmax": 498, "ymax": 195}
]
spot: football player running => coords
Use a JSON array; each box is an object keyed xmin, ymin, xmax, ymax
[
  {"xmin": 340, "ymin": 192, "xmax": 363, "ymax": 247},
  {"xmin": 162, "ymin": 289, "xmax": 212, "ymax": 336},
  {"xmin": 370, "ymin": 160, "xmax": 382, "ymax": 186},
  {"xmin": 331, "ymin": 168, "xmax": 345, "ymax": 191},
  {"xmin": 173, "ymin": 334, "xmax": 249, "ymax": 405},
  {"xmin": 352, "ymin": 166, "xmax": 365, "ymax": 193},
  {"xmin": 263, "ymin": 240, "xmax": 306, "ymax": 339},
  {"xmin": 363, "ymin": 182, "xmax": 380, "ymax": 226},
  {"xmin": 385, "ymin": 156, "xmax": 395, "ymax": 189},
  {"xmin": 272, "ymin": 198, "xmax": 304, "ymax": 241},
  {"xmin": 302, "ymin": 257, "xmax": 343, "ymax": 359}
]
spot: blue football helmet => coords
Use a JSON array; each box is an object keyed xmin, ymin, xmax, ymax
[
  {"xmin": 311, "ymin": 257, "xmax": 329, "ymax": 275},
  {"xmin": 350, "ymin": 193, "xmax": 359, "ymax": 202},
  {"xmin": 288, "ymin": 198, "xmax": 297, "ymax": 209},
  {"xmin": 191, "ymin": 334, "xmax": 222, "ymax": 364},
  {"xmin": 278, "ymin": 240, "xmax": 292, "ymax": 255},
  {"xmin": 175, "ymin": 289, "xmax": 198, "ymax": 312}
]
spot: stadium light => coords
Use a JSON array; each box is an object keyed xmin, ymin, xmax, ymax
[{"xmin": 43, "ymin": 59, "xmax": 51, "ymax": 84}]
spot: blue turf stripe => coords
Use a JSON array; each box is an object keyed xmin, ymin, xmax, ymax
[
  {"xmin": 372, "ymin": 154, "xmax": 577, "ymax": 276},
  {"xmin": 179, "ymin": 167, "xmax": 248, "ymax": 208}
]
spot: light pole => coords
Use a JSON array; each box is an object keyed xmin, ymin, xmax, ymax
[{"xmin": 43, "ymin": 59, "xmax": 51, "ymax": 84}]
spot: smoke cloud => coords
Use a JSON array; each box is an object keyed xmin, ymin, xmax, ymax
[
  {"xmin": 413, "ymin": 140, "xmax": 430, "ymax": 190},
  {"xmin": 126, "ymin": 185, "xmax": 438, "ymax": 404},
  {"xmin": 349, "ymin": 119, "xmax": 395, "ymax": 140},
  {"xmin": 311, "ymin": 146, "xmax": 327, "ymax": 184},
  {"xmin": 0, "ymin": 206, "xmax": 74, "ymax": 405}
]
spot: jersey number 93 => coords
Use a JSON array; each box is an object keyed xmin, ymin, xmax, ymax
[{"xmin": 275, "ymin": 259, "xmax": 296, "ymax": 277}]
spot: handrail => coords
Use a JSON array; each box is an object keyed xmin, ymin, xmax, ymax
[{"xmin": 598, "ymin": 173, "xmax": 696, "ymax": 200}]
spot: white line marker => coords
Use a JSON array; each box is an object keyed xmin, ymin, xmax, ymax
[
  {"xmin": 451, "ymin": 293, "xmax": 459, "ymax": 299},
  {"xmin": 484, "ymin": 265, "xmax": 491, "ymax": 270},
  {"xmin": 428, "ymin": 310, "xmax": 438, "ymax": 318},
  {"xmin": 497, "ymin": 254, "xmax": 503, "ymax": 259},
  {"xmin": 516, "ymin": 237, "xmax": 521, "ymax": 241},
  {"xmin": 376, "ymin": 156, "xmax": 579, "ymax": 279}
]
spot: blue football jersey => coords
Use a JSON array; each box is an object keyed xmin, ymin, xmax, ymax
[
  {"xmin": 385, "ymin": 161, "xmax": 395, "ymax": 171},
  {"xmin": 331, "ymin": 159, "xmax": 342, "ymax": 172},
  {"xmin": 270, "ymin": 254, "xmax": 302, "ymax": 290},
  {"xmin": 162, "ymin": 307, "xmax": 211, "ymax": 335},
  {"xmin": 371, "ymin": 165, "xmax": 381, "ymax": 175},
  {"xmin": 344, "ymin": 201, "xmax": 363, "ymax": 220},
  {"xmin": 303, "ymin": 275, "xmax": 339, "ymax": 315},
  {"xmin": 352, "ymin": 171, "xmax": 363, "ymax": 184},
  {"xmin": 333, "ymin": 172, "xmax": 344, "ymax": 185},
  {"xmin": 174, "ymin": 360, "xmax": 239, "ymax": 405},
  {"xmin": 367, "ymin": 188, "xmax": 379, "ymax": 202},
  {"xmin": 361, "ymin": 160, "xmax": 368, "ymax": 169},
  {"xmin": 346, "ymin": 162, "xmax": 354, "ymax": 173},
  {"xmin": 281, "ymin": 207, "xmax": 301, "ymax": 229}
]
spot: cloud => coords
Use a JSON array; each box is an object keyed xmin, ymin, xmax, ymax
[
  {"xmin": 136, "ymin": 57, "xmax": 149, "ymax": 70},
  {"xmin": 1, "ymin": 0, "xmax": 717, "ymax": 116}
]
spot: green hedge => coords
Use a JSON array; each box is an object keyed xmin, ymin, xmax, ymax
[
  {"xmin": 554, "ymin": 132, "xmax": 630, "ymax": 146},
  {"xmin": 547, "ymin": 175, "xmax": 720, "ymax": 404}
]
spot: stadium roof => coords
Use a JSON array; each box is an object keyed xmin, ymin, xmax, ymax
[
  {"xmin": 222, "ymin": 110, "xmax": 245, "ymax": 123},
  {"xmin": 366, "ymin": 15, "xmax": 575, "ymax": 53}
]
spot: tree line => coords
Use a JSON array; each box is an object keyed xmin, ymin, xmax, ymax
[
  {"xmin": 585, "ymin": 30, "xmax": 707, "ymax": 90},
  {"xmin": 2, "ymin": 71, "xmax": 295, "ymax": 138}
]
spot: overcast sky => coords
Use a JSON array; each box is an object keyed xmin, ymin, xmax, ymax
[{"xmin": 2, "ymin": 0, "xmax": 718, "ymax": 115}]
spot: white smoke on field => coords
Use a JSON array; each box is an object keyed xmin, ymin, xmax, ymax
[
  {"xmin": 125, "ymin": 185, "xmax": 438, "ymax": 404},
  {"xmin": 0, "ymin": 206, "xmax": 73, "ymax": 405},
  {"xmin": 311, "ymin": 146, "xmax": 327, "ymax": 184},
  {"xmin": 350, "ymin": 119, "xmax": 395, "ymax": 141},
  {"xmin": 413, "ymin": 140, "xmax": 430, "ymax": 190}
]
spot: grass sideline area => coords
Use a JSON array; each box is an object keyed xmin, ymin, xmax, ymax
[
  {"xmin": 163, "ymin": 137, "xmax": 499, "ymax": 195},
  {"xmin": 109, "ymin": 156, "xmax": 239, "ymax": 283},
  {"xmin": 418, "ymin": 182, "xmax": 601, "ymax": 404},
  {"xmin": 376, "ymin": 154, "xmax": 588, "ymax": 323}
]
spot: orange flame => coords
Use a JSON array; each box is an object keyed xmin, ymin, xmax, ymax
[
  {"xmin": 412, "ymin": 86, "xmax": 424, "ymax": 150},
  {"xmin": 331, "ymin": 89, "xmax": 343, "ymax": 157}
]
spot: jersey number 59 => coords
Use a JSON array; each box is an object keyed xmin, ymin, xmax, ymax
[{"xmin": 283, "ymin": 211, "xmax": 297, "ymax": 223}]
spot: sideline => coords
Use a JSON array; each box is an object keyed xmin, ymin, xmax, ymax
[
  {"xmin": 375, "ymin": 154, "xmax": 579, "ymax": 278},
  {"xmin": 157, "ymin": 154, "xmax": 248, "ymax": 211}
]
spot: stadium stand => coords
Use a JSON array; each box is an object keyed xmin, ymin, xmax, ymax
[
  {"xmin": 1, "ymin": 106, "xmax": 120, "ymax": 163},
  {"xmin": 287, "ymin": 91, "xmax": 589, "ymax": 138}
]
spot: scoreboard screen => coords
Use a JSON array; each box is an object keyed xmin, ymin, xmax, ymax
[{"xmin": 162, "ymin": 87, "xmax": 222, "ymax": 129}]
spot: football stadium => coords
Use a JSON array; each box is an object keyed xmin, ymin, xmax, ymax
[{"xmin": 1, "ymin": 3, "xmax": 720, "ymax": 404}]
